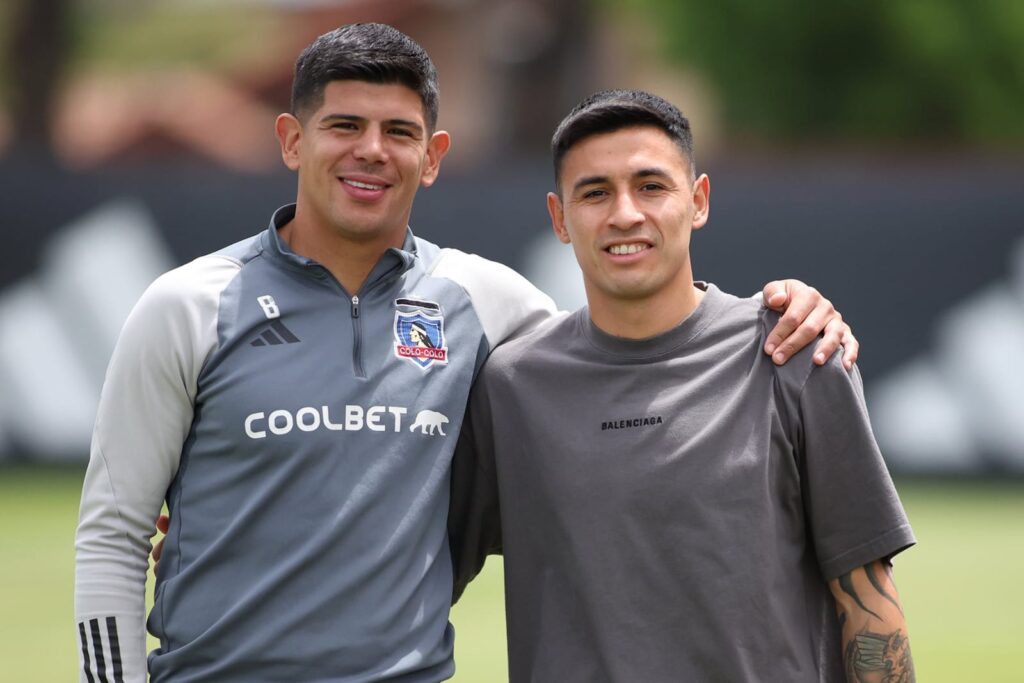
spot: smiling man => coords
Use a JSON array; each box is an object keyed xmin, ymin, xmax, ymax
[
  {"xmin": 451, "ymin": 90, "xmax": 916, "ymax": 682},
  {"xmin": 76, "ymin": 25, "xmax": 859, "ymax": 683}
]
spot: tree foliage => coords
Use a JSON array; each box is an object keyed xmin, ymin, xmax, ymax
[{"xmin": 614, "ymin": 0, "xmax": 1024, "ymax": 143}]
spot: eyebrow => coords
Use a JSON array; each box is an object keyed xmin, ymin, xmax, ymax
[
  {"xmin": 571, "ymin": 167, "xmax": 673, "ymax": 194},
  {"xmin": 319, "ymin": 114, "xmax": 424, "ymax": 135},
  {"xmin": 634, "ymin": 167, "xmax": 672, "ymax": 181},
  {"xmin": 571, "ymin": 175, "xmax": 609, "ymax": 194}
]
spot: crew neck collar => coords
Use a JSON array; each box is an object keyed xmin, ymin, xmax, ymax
[{"xmin": 579, "ymin": 282, "xmax": 725, "ymax": 360}]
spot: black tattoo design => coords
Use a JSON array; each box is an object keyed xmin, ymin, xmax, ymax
[
  {"xmin": 864, "ymin": 563, "xmax": 903, "ymax": 615},
  {"xmin": 845, "ymin": 630, "xmax": 915, "ymax": 682},
  {"xmin": 838, "ymin": 572, "xmax": 882, "ymax": 620}
]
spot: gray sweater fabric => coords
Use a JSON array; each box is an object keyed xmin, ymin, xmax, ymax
[{"xmin": 75, "ymin": 204, "xmax": 557, "ymax": 682}]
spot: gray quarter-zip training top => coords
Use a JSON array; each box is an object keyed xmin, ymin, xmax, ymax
[{"xmin": 75, "ymin": 204, "xmax": 558, "ymax": 682}]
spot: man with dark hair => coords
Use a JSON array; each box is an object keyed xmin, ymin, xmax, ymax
[
  {"xmin": 452, "ymin": 90, "xmax": 915, "ymax": 682},
  {"xmin": 550, "ymin": 88, "xmax": 697, "ymax": 180},
  {"xmin": 291, "ymin": 23, "xmax": 440, "ymax": 130},
  {"xmin": 76, "ymin": 23, "xmax": 857, "ymax": 682}
]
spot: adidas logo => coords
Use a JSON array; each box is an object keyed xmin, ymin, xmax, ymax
[{"xmin": 251, "ymin": 320, "xmax": 301, "ymax": 347}]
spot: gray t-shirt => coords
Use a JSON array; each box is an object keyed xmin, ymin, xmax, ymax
[{"xmin": 450, "ymin": 283, "xmax": 914, "ymax": 683}]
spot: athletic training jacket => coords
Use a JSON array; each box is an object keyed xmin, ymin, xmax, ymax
[{"xmin": 75, "ymin": 204, "xmax": 557, "ymax": 682}]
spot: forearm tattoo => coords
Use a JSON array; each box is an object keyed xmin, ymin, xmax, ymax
[
  {"xmin": 840, "ymin": 563, "xmax": 915, "ymax": 682},
  {"xmin": 845, "ymin": 630, "xmax": 914, "ymax": 683},
  {"xmin": 863, "ymin": 562, "xmax": 903, "ymax": 615},
  {"xmin": 838, "ymin": 572, "xmax": 881, "ymax": 620}
]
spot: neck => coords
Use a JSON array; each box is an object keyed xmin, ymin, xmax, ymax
[
  {"xmin": 280, "ymin": 207, "xmax": 406, "ymax": 294},
  {"xmin": 586, "ymin": 273, "xmax": 703, "ymax": 340}
]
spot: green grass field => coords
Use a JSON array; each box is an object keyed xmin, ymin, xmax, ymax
[{"xmin": 2, "ymin": 468, "xmax": 1022, "ymax": 681}]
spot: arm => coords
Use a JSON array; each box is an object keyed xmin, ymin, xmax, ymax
[
  {"xmin": 447, "ymin": 376, "xmax": 503, "ymax": 604},
  {"xmin": 761, "ymin": 279, "xmax": 859, "ymax": 368},
  {"xmin": 830, "ymin": 560, "xmax": 915, "ymax": 682},
  {"xmin": 76, "ymin": 259, "xmax": 228, "ymax": 682},
  {"xmin": 775, "ymin": 335, "xmax": 916, "ymax": 682},
  {"xmin": 432, "ymin": 248, "xmax": 559, "ymax": 351}
]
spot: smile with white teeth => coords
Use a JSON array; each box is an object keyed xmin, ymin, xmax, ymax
[
  {"xmin": 608, "ymin": 243, "xmax": 649, "ymax": 255},
  {"xmin": 343, "ymin": 179, "xmax": 386, "ymax": 190}
]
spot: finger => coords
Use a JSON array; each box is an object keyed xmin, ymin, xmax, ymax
[
  {"xmin": 761, "ymin": 280, "xmax": 790, "ymax": 310},
  {"xmin": 765, "ymin": 287, "xmax": 820, "ymax": 359},
  {"xmin": 153, "ymin": 514, "xmax": 170, "ymax": 568},
  {"xmin": 812, "ymin": 316, "xmax": 845, "ymax": 365},
  {"xmin": 841, "ymin": 327, "xmax": 859, "ymax": 369},
  {"xmin": 153, "ymin": 537, "xmax": 165, "ymax": 564},
  {"xmin": 772, "ymin": 303, "xmax": 833, "ymax": 365}
]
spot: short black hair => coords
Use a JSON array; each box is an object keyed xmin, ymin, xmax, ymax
[
  {"xmin": 291, "ymin": 23, "xmax": 439, "ymax": 131},
  {"xmin": 551, "ymin": 89, "xmax": 695, "ymax": 190}
]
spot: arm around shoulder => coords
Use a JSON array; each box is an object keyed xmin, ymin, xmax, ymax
[{"xmin": 432, "ymin": 249, "xmax": 559, "ymax": 351}]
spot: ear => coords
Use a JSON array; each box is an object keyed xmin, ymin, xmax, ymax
[
  {"xmin": 547, "ymin": 192, "xmax": 570, "ymax": 244},
  {"xmin": 691, "ymin": 173, "xmax": 710, "ymax": 230},
  {"xmin": 419, "ymin": 130, "xmax": 452, "ymax": 187},
  {"xmin": 276, "ymin": 113, "xmax": 303, "ymax": 172}
]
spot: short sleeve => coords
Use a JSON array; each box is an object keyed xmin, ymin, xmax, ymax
[{"xmin": 796, "ymin": 355, "xmax": 916, "ymax": 580}]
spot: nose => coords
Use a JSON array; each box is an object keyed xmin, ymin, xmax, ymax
[
  {"xmin": 609, "ymin": 192, "xmax": 644, "ymax": 230},
  {"xmin": 354, "ymin": 127, "xmax": 388, "ymax": 164}
]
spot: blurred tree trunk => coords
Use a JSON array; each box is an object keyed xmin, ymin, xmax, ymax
[
  {"xmin": 6, "ymin": 0, "xmax": 72, "ymax": 158},
  {"xmin": 489, "ymin": 0, "xmax": 594, "ymax": 157}
]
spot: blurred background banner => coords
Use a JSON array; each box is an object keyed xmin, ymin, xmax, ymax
[{"xmin": 2, "ymin": 0, "xmax": 1023, "ymax": 473}]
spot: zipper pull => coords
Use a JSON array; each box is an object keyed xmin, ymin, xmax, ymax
[{"xmin": 351, "ymin": 295, "xmax": 360, "ymax": 318}]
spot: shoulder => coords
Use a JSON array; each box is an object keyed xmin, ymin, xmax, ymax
[
  {"xmin": 424, "ymin": 246, "xmax": 559, "ymax": 350},
  {"xmin": 707, "ymin": 284, "xmax": 763, "ymax": 329},
  {"xmin": 479, "ymin": 310, "xmax": 577, "ymax": 384},
  {"xmin": 759, "ymin": 304, "xmax": 857, "ymax": 408},
  {"xmin": 688, "ymin": 283, "xmax": 765, "ymax": 352},
  {"xmin": 138, "ymin": 253, "xmax": 243, "ymax": 318},
  {"xmin": 426, "ymin": 247, "xmax": 549, "ymax": 299},
  {"xmin": 117, "ymin": 252, "xmax": 244, "ymax": 365}
]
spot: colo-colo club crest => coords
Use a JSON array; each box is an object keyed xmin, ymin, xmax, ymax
[{"xmin": 394, "ymin": 298, "xmax": 449, "ymax": 369}]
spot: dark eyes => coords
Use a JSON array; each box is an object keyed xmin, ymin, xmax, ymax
[
  {"xmin": 328, "ymin": 123, "xmax": 416, "ymax": 138},
  {"xmin": 580, "ymin": 184, "xmax": 664, "ymax": 200}
]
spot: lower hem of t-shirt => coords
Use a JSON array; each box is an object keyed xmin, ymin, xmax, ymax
[{"xmin": 820, "ymin": 524, "xmax": 917, "ymax": 581}]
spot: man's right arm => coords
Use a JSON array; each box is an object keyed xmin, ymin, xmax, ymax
[
  {"xmin": 430, "ymin": 248, "xmax": 559, "ymax": 352},
  {"xmin": 829, "ymin": 560, "xmax": 916, "ymax": 682},
  {"xmin": 447, "ymin": 372, "xmax": 503, "ymax": 604},
  {"xmin": 75, "ymin": 258, "xmax": 230, "ymax": 682}
]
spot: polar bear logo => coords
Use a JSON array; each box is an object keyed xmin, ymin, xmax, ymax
[{"xmin": 410, "ymin": 410, "xmax": 449, "ymax": 435}]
